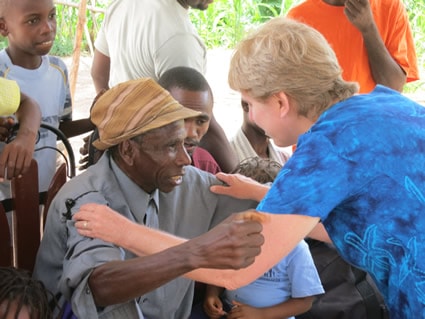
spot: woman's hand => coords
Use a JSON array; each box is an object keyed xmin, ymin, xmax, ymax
[
  {"xmin": 74, "ymin": 203, "xmax": 131, "ymax": 246},
  {"xmin": 210, "ymin": 172, "xmax": 270, "ymax": 202}
]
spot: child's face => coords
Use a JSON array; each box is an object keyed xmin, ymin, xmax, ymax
[
  {"xmin": 0, "ymin": 300, "xmax": 33, "ymax": 319},
  {"xmin": 168, "ymin": 87, "xmax": 213, "ymax": 156},
  {"xmin": 0, "ymin": 0, "xmax": 56, "ymax": 59}
]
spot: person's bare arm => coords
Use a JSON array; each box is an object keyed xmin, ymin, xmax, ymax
[
  {"xmin": 210, "ymin": 172, "xmax": 270, "ymax": 202},
  {"xmin": 345, "ymin": 0, "xmax": 406, "ymax": 91},
  {"xmin": 227, "ymin": 296, "xmax": 315, "ymax": 319},
  {"xmin": 59, "ymin": 118, "xmax": 95, "ymax": 139},
  {"xmin": 88, "ymin": 244, "xmax": 210, "ymax": 306},
  {"xmin": 0, "ymin": 93, "xmax": 40, "ymax": 179},
  {"xmin": 308, "ymin": 222, "xmax": 331, "ymax": 243},
  {"xmin": 77, "ymin": 209, "xmax": 264, "ymax": 306},
  {"xmin": 200, "ymin": 116, "xmax": 239, "ymax": 173},
  {"xmin": 91, "ymin": 49, "xmax": 111, "ymax": 94},
  {"xmin": 75, "ymin": 204, "xmax": 319, "ymax": 290}
]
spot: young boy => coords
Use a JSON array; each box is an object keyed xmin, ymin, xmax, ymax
[
  {"xmin": 0, "ymin": 267, "xmax": 52, "ymax": 319},
  {"xmin": 231, "ymin": 99, "xmax": 290, "ymax": 165},
  {"xmin": 0, "ymin": 77, "xmax": 41, "ymax": 180},
  {"xmin": 0, "ymin": 0, "xmax": 92, "ymax": 197},
  {"xmin": 199, "ymin": 157, "xmax": 323, "ymax": 319}
]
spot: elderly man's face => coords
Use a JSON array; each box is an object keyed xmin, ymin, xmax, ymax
[{"xmin": 128, "ymin": 120, "xmax": 191, "ymax": 193}]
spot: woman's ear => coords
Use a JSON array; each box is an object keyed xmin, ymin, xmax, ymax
[
  {"xmin": 0, "ymin": 19, "xmax": 8, "ymax": 37},
  {"xmin": 274, "ymin": 91, "xmax": 291, "ymax": 118}
]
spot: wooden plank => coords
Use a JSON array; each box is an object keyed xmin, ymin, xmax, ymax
[
  {"xmin": 69, "ymin": 0, "xmax": 88, "ymax": 100},
  {"xmin": 0, "ymin": 203, "xmax": 12, "ymax": 267},
  {"xmin": 11, "ymin": 160, "xmax": 40, "ymax": 272}
]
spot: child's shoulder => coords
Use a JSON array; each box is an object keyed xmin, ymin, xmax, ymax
[{"xmin": 46, "ymin": 55, "xmax": 68, "ymax": 71}]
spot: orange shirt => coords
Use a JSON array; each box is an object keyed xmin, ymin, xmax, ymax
[{"xmin": 287, "ymin": 0, "xmax": 419, "ymax": 93}]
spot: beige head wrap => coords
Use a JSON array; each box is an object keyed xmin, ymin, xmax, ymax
[{"xmin": 91, "ymin": 78, "xmax": 201, "ymax": 150}]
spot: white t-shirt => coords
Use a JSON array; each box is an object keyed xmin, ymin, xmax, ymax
[
  {"xmin": 95, "ymin": 0, "xmax": 207, "ymax": 85},
  {"xmin": 0, "ymin": 51, "xmax": 72, "ymax": 196}
]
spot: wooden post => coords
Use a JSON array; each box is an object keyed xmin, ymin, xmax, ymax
[{"xmin": 69, "ymin": 0, "xmax": 88, "ymax": 102}]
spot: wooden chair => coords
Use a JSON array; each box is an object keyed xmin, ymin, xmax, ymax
[
  {"xmin": 0, "ymin": 123, "xmax": 76, "ymax": 272},
  {"xmin": 0, "ymin": 203, "xmax": 11, "ymax": 267},
  {"xmin": 0, "ymin": 160, "xmax": 68, "ymax": 272},
  {"xmin": 42, "ymin": 162, "xmax": 67, "ymax": 229}
]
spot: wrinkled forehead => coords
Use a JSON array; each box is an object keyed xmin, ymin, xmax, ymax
[{"xmin": 141, "ymin": 120, "xmax": 186, "ymax": 142}]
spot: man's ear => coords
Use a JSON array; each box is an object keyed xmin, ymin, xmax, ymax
[
  {"xmin": 274, "ymin": 91, "xmax": 291, "ymax": 118},
  {"xmin": 118, "ymin": 140, "xmax": 135, "ymax": 166},
  {"xmin": 0, "ymin": 18, "xmax": 8, "ymax": 37}
]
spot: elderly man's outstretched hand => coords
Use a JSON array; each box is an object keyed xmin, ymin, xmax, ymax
[
  {"xmin": 74, "ymin": 204, "xmax": 266, "ymax": 271},
  {"xmin": 186, "ymin": 210, "xmax": 266, "ymax": 270}
]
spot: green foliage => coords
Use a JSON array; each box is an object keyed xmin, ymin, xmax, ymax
[
  {"xmin": 50, "ymin": 1, "xmax": 107, "ymax": 56},
  {"xmin": 2, "ymin": 0, "xmax": 422, "ymax": 92},
  {"xmin": 401, "ymin": 0, "xmax": 425, "ymax": 92},
  {"xmin": 191, "ymin": 0, "xmax": 284, "ymax": 48},
  {"xmin": 50, "ymin": 4, "xmax": 77, "ymax": 56},
  {"xmin": 190, "ymin": 0, "xmax": 303, "ymax": 48},
  {"xmin": 190, "ymin": 0, "xmax": 424, "ymax": 93}
]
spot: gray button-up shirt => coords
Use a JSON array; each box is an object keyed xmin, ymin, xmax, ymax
[{"xmin": 33, "ymin": 152, "xmax": 257, "ymax": 319}]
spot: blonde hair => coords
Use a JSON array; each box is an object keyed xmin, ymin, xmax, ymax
[{"xmin": 228, "ymin": 17, "xmax": 358, "ymax": 118}]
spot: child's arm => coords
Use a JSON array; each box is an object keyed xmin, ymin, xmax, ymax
[
  {"xmin": 227, "ymin": 296, "xmax": 315, "ymax": 319},
  {"xmin": 59, "ymin": 118, "xmax": 95, "ymax": 139},
  {"xmin": 0, "ymin": 92, "xmax": 40, "ymax": 179},
  {"xmin": 203, "ymin": 285, "xmax": 227, "ymax": 319}
]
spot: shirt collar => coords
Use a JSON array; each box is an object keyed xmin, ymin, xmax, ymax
[{"xmin": 109, "ymin": 155, "xmax": 159, "ymax": 223}]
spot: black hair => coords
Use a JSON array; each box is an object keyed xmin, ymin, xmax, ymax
[
  {"xmin": 158, "ymin": 66, "xmax": 211, "ymax": 93},
  {"xmin": 0, "ymin": 267, "xmax": 53, "ymax": 319},
  {"xmin": 232, "ymin": 156, "xmax": 282, "ymax": 184}
]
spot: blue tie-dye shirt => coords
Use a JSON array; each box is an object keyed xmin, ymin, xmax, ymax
[{"xmin": 258, "ymin": 85, "xmax": 425, "ymax": 318}]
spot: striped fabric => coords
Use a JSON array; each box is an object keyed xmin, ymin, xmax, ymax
[{"xmin": 91, "ymin": 78, "xmax": 201, "ymax": 150}]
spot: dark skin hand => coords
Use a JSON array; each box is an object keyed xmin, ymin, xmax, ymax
[
  {"xmin": 225, "ymin": 297, "xmax": 314, "ymax": 319},
  {"xmin": 204, "ymin": 284, "xmax": 315, "ymax": 319},
  {"xmin": 339, "ymin": 0, "xmax": 407, "ymax": 91},
  {"xmin": 85, "ymin": 213, "xmax": 264, "ymax": 306},
  {"xmin": 0, "ymin": 92, "xmax": 40, "ymax": 179}
]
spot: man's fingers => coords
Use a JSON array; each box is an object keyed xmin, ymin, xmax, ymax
[{"xmin": 234, "ymin": 211, "xmax": 268, "ymax": 223}]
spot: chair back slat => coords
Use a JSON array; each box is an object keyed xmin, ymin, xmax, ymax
[
  {"xmin": 42, "ymin": 162, "xmax": 67, "ymax": 229},
  {"xmin": 11, "ymin": 159, "xmax": 40, "ymax": 272},
  {"xmin": 0, "ymin": 202, "xmax": 12, "ymax": 267}
]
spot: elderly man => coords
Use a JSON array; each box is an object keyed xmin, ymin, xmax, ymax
[{"xmin": 33, "ymin": 78, "xmax": 262, "ymax": 319}]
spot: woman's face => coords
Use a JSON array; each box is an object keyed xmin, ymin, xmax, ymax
[{"xmin": 240, "ymin": 91, "xmax": 301, "ymax": 147}]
